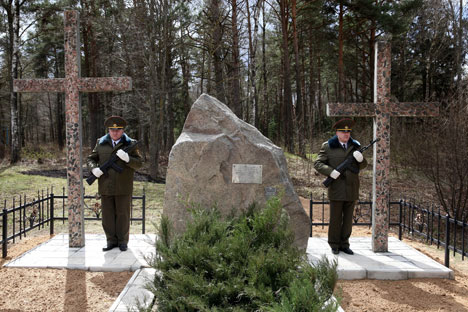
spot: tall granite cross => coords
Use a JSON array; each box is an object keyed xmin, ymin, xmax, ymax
[
  {"xmin": 13, "ymin": 11, "xmax": 132, "ymax": 247},
  {"xmin": 327, "ymin": 40, "xmax": 438, "ymax": 252}
]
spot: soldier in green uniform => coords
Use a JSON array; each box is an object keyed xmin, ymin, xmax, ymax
[
  {"xmin": 314, "ymin": 118, "xmax": 367, "ymax": 255},
  {"xmin": 87, "ymin": 116, "xmax": 143, "ymax": 251}
]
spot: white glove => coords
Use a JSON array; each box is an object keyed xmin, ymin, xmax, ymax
[
  {"xmin": 330, "ymin": 169, "xmax": 340, "ymax": 179},
  {"xmin": 353, "ymin": 151, "xmax": 364, "ymax": 163},
  {"xmin": 116, "ymin": 149, "xmax": 130, "ymax": 163},
  {"xmin": 92, "ymin": 167, "xmax": 103, "ymax": 178}
]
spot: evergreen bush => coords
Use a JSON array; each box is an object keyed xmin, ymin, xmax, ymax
[{"xmin": 148, "ymin": 196, "xmax": 339, "ymax": 311}]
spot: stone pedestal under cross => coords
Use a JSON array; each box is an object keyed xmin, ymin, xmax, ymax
[
  {"xmin": 327, "ymin": 40, "xmax": 438, "ymax": 252},
  {"xmin": 13, "ymin": 10, "xmax": 132, "ymax": 247}
]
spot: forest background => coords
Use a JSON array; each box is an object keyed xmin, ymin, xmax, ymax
[{"xmin": 1, "ymin": 0, "xmax": 467, "ymax": 221}]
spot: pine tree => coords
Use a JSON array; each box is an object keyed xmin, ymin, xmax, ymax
[{"xmin": 149, "ymin": 196, "xmax": 339, "ymax": 311}]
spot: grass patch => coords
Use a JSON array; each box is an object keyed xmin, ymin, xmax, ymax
[
  {"xmin": 21, "ymin": 145, "xmax": 56, "ymax": 161},
  {"xmin": 306, "ymin": 153, "xmax": 318, "ymax": 161},
  {"xmin": 284, "ymin": 151, "xmax": 318, "ymax": 162},
  {"xmin": 0, "ymin": 163, "xmax": 164, "ymax": 235},
  {"xmin": 0, "ymin": 165, "xmax": 69, "ymax": 199},
  {"xmin": 284, "ymin": 151, "xmax": 302, "ymax": 160}
]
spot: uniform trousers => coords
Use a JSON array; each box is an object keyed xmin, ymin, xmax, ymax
[
  {"xmin": 328, "ymin": 200, "xmax": 356, "ymax": 249},
  {"xmin": 101, "ymin": 194, "xmax": 132, "ymax": 245}
]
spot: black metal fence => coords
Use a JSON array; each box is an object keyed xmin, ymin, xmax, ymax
[
  {"xmin": 308, "ymin": 194, "xmax": 402, "ymax": 233},
  {"xmin": 1, "ymin": 188, "xmax": 146, "ymax": 258},
  {"xmin": 399, "ymin": 200, "xmax": 467, "ymax": 268},
  {"xmin": 309, "ymin": 195, "xmax": 468, "ymax": 268}
]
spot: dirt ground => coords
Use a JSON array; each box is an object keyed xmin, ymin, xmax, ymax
[
  {"xmin": 339, "ymin": 238, "xmax": 468, "ymax": 311},
  {"xmin": 2, "ymin": 219, "xmax": 468, "ymax": 311},
  {"xmin": 317, "ymin": 226, "xmax": 468, "ymax": 311},
  {"xmin": 0, "ymin": 235, "xmax": 133, "ymax": 312},
  {"xmin": 300, "ymin": 197, "xmax": 468, "ymax": 312}
]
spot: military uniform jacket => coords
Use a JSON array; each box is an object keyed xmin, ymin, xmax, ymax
[
  {"xmin": 87, "ymin": 133, "xmax": 143, "ymax": 196},
  {"xmin": 314, "ymin": 135, "xmax": 367, "ymax": 201}
]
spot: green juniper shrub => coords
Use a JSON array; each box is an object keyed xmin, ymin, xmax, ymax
[{"xmin": 148, "ymin": 196, "xmax": 339, "ymax": 312}]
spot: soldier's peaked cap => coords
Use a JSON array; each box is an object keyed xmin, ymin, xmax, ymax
[
  {"xmin": 105, "ymin": 116, "xmax": 127, "ymax": 129},
  {"xmin": 333, "ymin": 118, "xmax": 355, "ymax": 131}
]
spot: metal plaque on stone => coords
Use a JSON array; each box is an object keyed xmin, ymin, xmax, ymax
[{"xmin": 232, "ymin": 164, "xmax": 262, "ymax": 184}]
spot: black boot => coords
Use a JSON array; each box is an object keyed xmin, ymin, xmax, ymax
[
  {"xmin": 102, "ymin": 243, "xmax": 118, "ymax": 251},
  {"xmin": 339, "ymin": 247, "xmax": 354, "ymax": 255}
]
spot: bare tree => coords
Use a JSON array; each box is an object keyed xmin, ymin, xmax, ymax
[{"xmin": 411, "ymin": 87, "xmax": 468, "ymax": 222}]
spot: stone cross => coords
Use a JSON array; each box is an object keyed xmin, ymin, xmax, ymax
[
  {"xmin": 326, "ymin": 40, "xmax": 438, "ymax": 252},
  {"xmin": 13, "ymin": 11, "xmax": 132, "ymax": 248}
]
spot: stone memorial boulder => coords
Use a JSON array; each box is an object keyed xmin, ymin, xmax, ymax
[{"xmin": 163, "ymin": 94, "xmax": 310, "ymax": 249}]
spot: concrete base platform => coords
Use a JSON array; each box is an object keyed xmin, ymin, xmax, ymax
[
  {"xmin": 4, "ymin": 234, "xmax": 453, "ymax": 311},
  {"xmin": 4, "ymin": 234, "xmax": 156, "ymax": 272},
  {"xmin": 109, "ymin": 268, "xmax": 156, "ymax": 312},
  {"xmin": 307, "ymin": 237, "xmax": 454, "ymax": 280}
]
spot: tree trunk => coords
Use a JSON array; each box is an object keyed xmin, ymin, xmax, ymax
[
  {"xmin": 317, "ymin": 51, "xmax": 323, "ymax": 133},
  {"xmin": 147, "ymin": 0, "xmax": 162, "ymax": 180},
  {"xmin": 246, "ymin": 0, "xmax": 260, "ymax": 126},
  {"xmin": 149, "ymin": 90, "xmax": 160, "ymax": 180},
  {"xmin": 291, "ymin": 0, "xmax": 304, "ymax": 157},
  {"xmin": 82, "ymin": 0, "xmax": 101, "ymax": 148},
  {"xmin": 51, "ymin": 45, "xmax": 65, "ymax": 150},
  {"xmin": 279, "ymin": 0, "xmax": 294, "ymax": 153},
  {"xmin": 230, "ymin": 0, "xmax": 242, "ymax": 117},
  {"xmin": 308, "ymin": 30, "xmax": 315, "ymax": 139},
  {"xmin": 457, "ymin": 0, "xmax": 463, "ymax": 89},
  {"xmin": 47, "ymin": 93, "xmax": 55, "ymax": 142},
  {"xmin": 369, "ymin": 20, "xmax": 376, "ymax": 101},
  {"xmin": 277, "ymin": 81, "xmax": 283, "ymax": 142},
  {"xmin": 0, "ymin": 106, "xmax": 5, "ymax": 159},
  {"xmin": 56, "ymin": 93, "xmax": 65, "ymax": 150},
  {"xmin": 361, "ymin": 45, "xmax": 367, "ymax": 102},
  {"xmin": 207, "ymin": 53, "xmax": 213, "ymax": 94},
  {"xmin": 200, "ymin": 39, "xmax": 206, "ymax": 95},
  {"xmin": 10, "ymin": 0, "xmax": 21, "ymax": 163},
  {"xmin": 180, "ymin": 28, "xmax": 192, "ymax": 117},
  {"xmin": 210, "ymin": 0, "xmax": 226, "ymax": 103},
  {"xmin": 425, "ymin": 59, "xmax": 431, "ymax": 101},
  {"xmin": 262, "ymin": 0, "xmax": 268, "ymax": 134},
  {"xmin": 338, "ymin": 1, "xmax": 345, "ymax": 102},
  {"xmin": 164, "ymin": 27, "xmax": 174, "ymax": 151}
]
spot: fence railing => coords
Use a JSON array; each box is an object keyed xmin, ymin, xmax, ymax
[
  {"xmin": 1, "ymin": 188, "xmax": 146, "ymax": 258},
  {"xmin": 309, "ymin": 195, "xmax": 468, "ymax": 268},
  {"xmin": 308, "ymin": 194, "xmax": 402, "ymax": 233},
  {"xmin": 398, "ymin": 200, "xmax": 467, "ymax": 268}
]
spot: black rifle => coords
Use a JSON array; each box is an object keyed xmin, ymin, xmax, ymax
[
  {"xmin": 86, "ymin": 141, "xmax": 139, "ymax": 186},
  {"xmin": 322, "ymin": 138, "xmax": 380, "ymax": 188}
]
